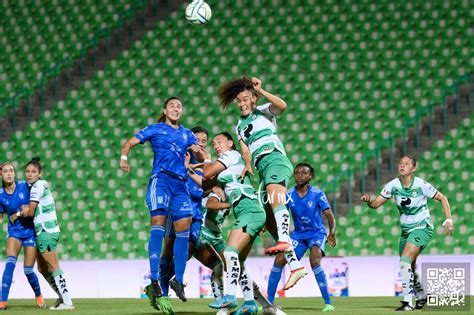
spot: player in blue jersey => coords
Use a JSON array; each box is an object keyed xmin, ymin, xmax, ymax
[
  {"xmin": 0, "ymin": 162, "xmax": 45, "ymax": 310},
  {"xmin": 157, "ymin": 126, "xmax": 225, "ymax": 314},
  {"xmin": 120, "ymin": 97, "xmax": 204, "ymax": 310},
  {"xmin": 267, "ymin": 163, "xmax": 336, "ymax": 312}
]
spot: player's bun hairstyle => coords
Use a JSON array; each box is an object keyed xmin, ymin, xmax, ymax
[
  {"xmin": 218, "ymin": 77, "xmax": 259, "ymax": 110},
  {"xmin": 295, "ymin": 162, "xmax": 315, "ymax": 178},
  {"xmin": 26, "ymin": 156, "xmax": 42, "ymax": 172},
  {"xmin": 214, "ymin": 132, "xmax": 236, "ymax": 150},
  {"xmin": 191, "ymin": 125, "xmax": 209, "ymax": 137},
  {"xmin": 402, "ymin": 154, "xmax": 417, "ymax": 167},
  {"xmin": 157, "ymin": 96, "xmax": 183, "ymax": 123}
]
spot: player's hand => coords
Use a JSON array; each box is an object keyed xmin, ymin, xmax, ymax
[
  {"xmin": 212, "ymin": 186, "xmax": 225, "ymax": 201},
  {"xmin": 239, "ymin": 164, "xmax": 254, "ymax": 179},
  {"xmin": 360, "ymin": 194, "xmax": 371, "ymax": 203},
  {"xmin": 184, "ymin": 152, "xmax": 191, "ymax": 169},
  {"xmin": 252, "ymin": 77, "xmax": 262, "ymax": 92},
  {"xmin": 120, "ymin": 159, "xmax": 130, "ymax": 173},
  {"xmin": 327, "ymin": 234, "xmax": 337, "ymax": 247},
  {"xmin": 442, "ymin": 218, "xmax": 454, "ymax": 235}
]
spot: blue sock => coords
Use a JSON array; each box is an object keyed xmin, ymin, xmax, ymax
[
  {"xmin": 160, "ymin": 257, "xmax": 174, "ymax": 296},
  {"xmin": 267, "ymin": 265, "xmax": 283, "ymax": 304},
  {"xmin": 148, "ymin": 225, "xmax": 165, "ymax": 281},
  {"xmin": 174, "ymin": 230, "xmax": 190, "ymax": 284},
  {"xmin": 24, "ymin": 265, "xmax": 42, "ymax": 297},
  {"xmin": 1, "ymin": 256, "xmax": 17, "ymax": 302},
  {"xmin": 313, "ymin": 265, "xmax": 331, "ymax": 305}
]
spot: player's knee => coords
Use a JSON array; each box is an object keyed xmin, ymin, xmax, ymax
[{"xmin": 274, "ymin": 253, "xmax": 287, "ymax": 267}]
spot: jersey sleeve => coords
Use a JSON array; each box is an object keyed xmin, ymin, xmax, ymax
[
  {"xmin": 187, "ymin": 130, "xmax": 198, "ymax": 147},
  {"xmin": 318, "ymin": 192, "xmax": 331, "ymax": 211},
  {"xmin": 235, "ymin": 125, "xmax": 242, "ymax": 141},
  {"xmin": 420, "ymin": 180, "xmax": 438, "ymax": 199},
  {"xmin": 217, "ymin": 151, "xmax": 239, "ymax": 169},
  {"xmin": 256, "ymin": 103, "xmax": 276, "ymax": 120},
  {"xmin": 135, "ymin": 125, "xmax": 154, "ymax": 144},
  {"xmin": 30, "ymin": 181, "xmax": 45, "ymax": 202},
  {"xmin": 380, "ymin": 180, "xmax": 394, "ymax": 199},
  {"xmin": 207, "ymin": 192, "xmax": 222, "ymax": 202}
]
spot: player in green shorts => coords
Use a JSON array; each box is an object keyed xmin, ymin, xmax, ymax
[
  {"xmin": 20, "ymin": 157, "xmax": 74, "ymax": 310},
  {"xmin": 217, "ymin": 77, "xmax": 307, "ymax": 290},
  {"xmin": 199, "ymin": 132, "xmax": 266, "ymax": 314},
  {"xmin": 361, "ymin": 155, "xmax": 454, "ymax": 311}
]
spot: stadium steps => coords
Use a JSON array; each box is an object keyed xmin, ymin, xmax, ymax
[{"xmin": 0, "ymin": 0, "xmax": 187, "ymax": 141}]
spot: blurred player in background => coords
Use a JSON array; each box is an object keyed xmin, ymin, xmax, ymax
[
  {"xmin": 361, "ymin": 155, "xmax": 454, "ymax": 311},
  {"xmin": 218, "ymin": 77, "xmax": 307, "ymax": 290},
  {"xmin": 19, "ymin": 157, "xmax": 74, "ymax": 310},
  {"xmin": 267, "ymin": 163, "xmax": 336, "ymax": 312},
  {"xmin": 0, "ymin": 162, "xmax": 44, "ymax": 310},
  {"xmin": 120, "ymin": 96, "xmax": 203, "ymax": 311}
]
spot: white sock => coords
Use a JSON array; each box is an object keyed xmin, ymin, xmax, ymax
[
  {"xmin": 211, "ymin": 261, "xmax": 224, "ymax": 299},
  {"xmin": 274, "ymin": 206, "xmax": 291, "ymax": 243},
  {"xmin": 284, "ymin": 250, "xmax": 303, "ymax": 271},
  {"xmin": 252, "ymin": 280, "xmax": 271, "ymax": 307},
  {"xmin": 44, "ymin": 272, "xmax": 61, "ymax": 298},
  {"xmin": 413, "ymin": 269, "xmax": 425, "ymax": 300},
  {"xmin": 400, "ymin": 259, "xmax": 414, "ymax": 306},
  {"xmin": 224, "ymin": 250, "xmax": 240, "ymax": 297},
  {"xmin": 53, "ymin": 270, "xmax": 73, "ymax": 305},
  {"xmin": 239, "ymin": 263, "xmax": 254, "ymax": 302}
]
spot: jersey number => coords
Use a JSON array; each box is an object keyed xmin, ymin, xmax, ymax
[
  {"xmin": 400, "ymin": 197, "xmax": 411, "ymax": 208},
  {"xmin": 242, "ymin": 123, "xmax": 253, "ymax": 139}
]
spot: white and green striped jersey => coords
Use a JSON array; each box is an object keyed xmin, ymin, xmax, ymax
[
  {"xmin": 380, "ymin": 176, "xmax": 437, "ymax": 231},
  {"xmin": 235, "ymin": 103, "xmax": 287, "ymax": 165},
  {"xmin": 216, "ymin": 150, "xmax": 258, "ymax": 205},
  {"xmin": 202, "ymin": 192, "xmax": 230, "ymax": 235},
  {"xmin": 30, "ymin": 179, "xmax": 60, "ymax": 235}
]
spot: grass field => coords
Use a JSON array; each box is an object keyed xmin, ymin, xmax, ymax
[{"xmin": 2, "ymin": 297, "xmax": 472, "ymax": 314}]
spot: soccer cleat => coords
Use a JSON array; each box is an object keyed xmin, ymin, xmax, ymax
[
  {"xmin": 157, "ymin": 296, "xmax": 175, "ymax": 315},
  {"xmin": 395, "ymin": 301, "xmax": 415, "ymax": 311},
  {"xmin": 265, "ymin": 242, "xmax": 292, "ymax": 255},
  {"xmin": 49, "ymin": 303, "xmax": 75, "ymax": 311},
  {"xmin": 232, "ymin": 300, "xmax": 259, "ymax": 314},
  {"xmin": 263, "ymin": 304, "xmax": 287, "ymax": 315},
  {"xmin": 208, "ymin": 295, "xmax": 238, "ymax": 310},
  {"xmin": 415, "ymin": 297, "xmax": 427, "ymax": 309},
  {"xmin": 283, "ymin": 267, "xmax": 308, "ymax": 290},
  {"xmin": 144, "ymin": 283, "xmax": 161, "ymax": 311},
  {"xmin": 36, "ymin": 295, "xmax": 46, "ymax": 309},
  {"xmin": 0, "ymin": 301, "xmax": 7, "ymax": 310},
  {"xmin": 322, "ymin": 304, "xmax": 335, "ymax": 312},
  {"xmin": 169, "ymin": 276, "xmax": 187, "ymax": 302}
]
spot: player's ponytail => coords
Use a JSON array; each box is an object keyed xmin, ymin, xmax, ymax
[{"xmin": 218, "ymin": 77, "xmax": 259, "ymax": 110}]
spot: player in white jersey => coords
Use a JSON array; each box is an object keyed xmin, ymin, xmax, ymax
[
  {"xmin": 19, "ymin": 157, "xmax": 74, "ymax": 310},
  {"xmin": 217, "ymin": 76, "xmax": 307, "ymax": 290},
  {"xmin": 361, "ymin": 155, "xmax": 454, "ymax": 311}
]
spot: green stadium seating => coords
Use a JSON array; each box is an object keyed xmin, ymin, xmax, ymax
[{"xmin": 0, "ymin": 0, "xmax": 472, "ymax": 258}]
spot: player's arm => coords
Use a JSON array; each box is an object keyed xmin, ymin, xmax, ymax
[
  {"xmin": 202, "ymin": 147, "xmax": 226, "ymax": 179},
  {"xmin": 322, "ymin": 208, "xmax": 336, "ymax": 247},
  {"xmin": 433, "ymin": 191, "xmax": 453, "ymax": 235},
  {"xmin": 252, "ymin": 77, "xmax": 287, "ymax": 115},
  {"xmin": 360, "ymin": 194, "xmax": 388, "ymax": 209},
  {"xmin": 20, "ymin": 201, "xmax": 38, "ymax": 218},
  {"xmin": 239, "ymin": 140, "xmax": 254, "ymax": 178},
  {"xmin": 206, "ymin": 196, "xmax": 231, "ymax": 211},
  {"xmin": 120, "ymin": 136, "xmax": 141, "ymax": 173}
]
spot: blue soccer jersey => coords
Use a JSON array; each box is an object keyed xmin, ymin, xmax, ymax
[
  {"xmin": 0, "ymin": 181, "xmax": 35, "ymax": 239},
  {"xmin": 188, "ymin": 155, "xmax": 204, "ymax": 221},
  {"xmin": 135, "ymin": 123, "xmax": 198, "ymax": 178},
  {"xmin": 286, "ymin": 185, "xmax": 331, "ymax": 239}
]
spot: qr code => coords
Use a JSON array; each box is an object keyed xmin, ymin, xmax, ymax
[{"xmin": 422, "ymin": 263, "xmax": 470, "ymax": 311}]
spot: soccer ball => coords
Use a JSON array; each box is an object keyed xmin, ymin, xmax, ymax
[{"xmin": 185, "ymin": 1, "xmax": 212, "ymax": 26}]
